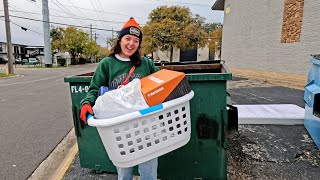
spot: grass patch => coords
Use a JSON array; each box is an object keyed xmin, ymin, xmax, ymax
[{"xmin": 0, "ymin": 73, "xmax": 15, "ymax": 77}]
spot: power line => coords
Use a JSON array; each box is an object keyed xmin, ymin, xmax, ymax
[
  {"xmin": 92, "ymin": 0, "xmax": 112, "ymax": 29},
  {"xmin": 9, "ymin": 15, "xmax": 115, "ymax": 32},
  {"xmin": 8, "ymin": 4, "xmax": 38, "ymax": 19},
  {"xmin": 0, "ymin": 9, "xmax": 125, "ymax": 24},
  {"xmin": 2, "ymin": 15, "xmax": 220, "ymax": 40},
  {"xmin": 89, "ymin": 0, "xmax": 111, "ymax": 37},
  {"xmin": 66, "ymin": 0, "xmax": 88, "ymax": 18},
  {"xmin": 9, "ymin": 20, "xmax": 45, "ymax": 36},
  {"xmin": 53, "ymin": 2, "xmax": 147, "ymax": 19},
  {"xmin": 90, "ymin": 0, "xmax": 110, "ymax": 36},
  {"xmin": 26, "ymin": 0, "xmax": 41, "ymax": 8},
  {"xmin": 151, "ymin": 0, "xmax": 210, "ymax": 7},
  {"xmin": 7, "ymin": 5, "xmax": 43, "ymax": 30},
  {"xmin": 25, "ymin": 0, "xmax": 78, "ymax": 26},
  {"xmin": 48, "ymin": 0, "xmax": 87, "ymax": 26}
]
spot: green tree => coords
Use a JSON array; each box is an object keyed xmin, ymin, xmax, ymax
[
  {"xmin": 82, "ymin": 39, "xmax": 99, "ymax": 59},
  {"xmin": 141, "ymin": 6, "xmax": 208, "ymax": 62},
  {"xmin": 203, "ymin": 22, "xmax": 219, "ymax": 34},
  {"xmin": 208, "ymin": 27, "xmax": 223, "ymax": 59},
  {"xmin": 51, "ymin": 26, "xmax": 99, "ymax": 64},
  {"xmin": 96, "ymin": 46, "xmax": 110, "ymax": 60},
  {"xmin": 50, "ymin": 27, "xmax": 64, "ymax": 54},
  {"xmin": 106, "ymin": 37, "xmax": 117, "ymax": 48}
]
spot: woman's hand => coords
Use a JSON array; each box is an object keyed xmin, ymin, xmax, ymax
[{"xmin": 80, "ymin": 104, "xmax": 93, "ymax": 124}]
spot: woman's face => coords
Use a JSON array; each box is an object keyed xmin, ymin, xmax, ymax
[{"xmin": 119, "ymin": 35, "xmax": 140, "ymax": 58}]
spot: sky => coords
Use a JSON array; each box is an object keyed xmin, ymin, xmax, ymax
[{"xmin": 0, "ymin": 0, "xmax": 223, "ymax": 47}]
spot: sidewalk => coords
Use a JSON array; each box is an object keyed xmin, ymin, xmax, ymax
[
  {"xmin": 230, "ymin": 68, "xmax": 308, "ymax": 90},
  {"xmin": 230, "ymin": 68, "xmax": 307, "ymax": 90}
]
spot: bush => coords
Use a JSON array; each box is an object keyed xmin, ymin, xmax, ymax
[
  {"xmin": 71, "ymin": 58, "xmax": 77, "ymax": 65},
  {"xmin": 78, "ymin": 57, "xmax": 87, "ymax": 64},
  {"xmin": 57, "ymin": 57, "xmax": 66, "ymax": 66}
]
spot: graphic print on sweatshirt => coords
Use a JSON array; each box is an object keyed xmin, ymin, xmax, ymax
[{"xmin": 109, "ymin": 73, "xmax": 144, "ymax": 89}]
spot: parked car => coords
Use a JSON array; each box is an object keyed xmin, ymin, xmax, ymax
[
  {"xmin": 21, "ymin": 58, "xmax": 39, "ymax": 65},
  {"xmin": 0, "ymin": 57, "xmax": 8, "ymax": 64},
  {"xmin": 14, "ymin": 58, "xmax": 22, "ymax": 64},
  {"xmin": 21, "ymin": 59, "xmax": 28, "ymax": 65},
  {"xmin": 28, "ymin": 58, "xmax": 39, "ymax": 65},
  {"xmin": 29, "ymin": 58, "xmax": 38, "ymax": 65}
]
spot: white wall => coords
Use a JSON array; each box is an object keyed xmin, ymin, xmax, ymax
[
  {"xmin": 153, "ymin": 47, "xmax": 180, "ymax": 62},
  {"xmin": 221, "ymin": 0, "xmax": 320, "ymax": 74},
  {"xmin": 53, "ymin": 52, "xmax": 71, "ymax": 65},
  {"xmin": 197, "ymin": 46, "xmax": 209, "ymax": 61},
  {"xmin": 153, "ymin": 46, "xmax": 210, "ymax": 62}
]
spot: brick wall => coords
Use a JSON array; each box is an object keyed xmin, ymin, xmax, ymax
[{"xmin": 281, "ymin": 0, "xmax": 305, "ymax": 43}]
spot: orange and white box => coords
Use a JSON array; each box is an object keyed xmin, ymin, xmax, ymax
[{"xmin": 141, "ymin": 69, "xmax": 185, "ymax": 106}]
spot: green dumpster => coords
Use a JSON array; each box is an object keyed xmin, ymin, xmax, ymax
[
  {"xmin": 64, "ymin": 72, "xmax": 116, "ymax": 173},
  {"xmin": 64, "ymin": 61, "xmax": 232, "ymax": 179}
]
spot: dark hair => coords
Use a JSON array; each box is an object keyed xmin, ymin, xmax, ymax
[{"xmin": 108, "ymin": 38, "xmax": 142, "ymax": 66}]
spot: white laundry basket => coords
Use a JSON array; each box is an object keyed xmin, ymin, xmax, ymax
[{"xmin": 87, "ymin": 91, "xmax": 194, "ymax": 168}]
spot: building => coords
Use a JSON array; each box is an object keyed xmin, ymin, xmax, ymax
[
  {"xmin": 212, "ymin": 0, "xmax": 319, "ymax": 74},
  {"xmin": 0, "ymin": 42, "xmax": 27, "ymax": 60},
  {"xmin": 25, "ymin": 46, "xmax": 45, "ymax": 64},
  {"xmin": 152, "ymin": 46, "xmax": 214, "ymax": 62},
  {"xmin": 0, "ymin": 42, "xmax": 44, "ymax": 63}
]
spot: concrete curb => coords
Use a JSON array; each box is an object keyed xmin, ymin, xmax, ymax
[
  {"xmin": 28, "ymin": 128, "xmax": 77, "ymax": 180},
  {"xmin": 0, "ymin": 74, "xmax": 24, "ymax": 79},
  {"xmin": 51, "ymin": 144, "xmax": 78, "ymax": 180}
]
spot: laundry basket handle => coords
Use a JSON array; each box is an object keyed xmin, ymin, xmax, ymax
[
  {"xmin": 87, "ymin": 114, "xmax": 94, "ymax": 122},
  {"xmin": 87, "ymin": 91, "xmax": 194, "ymax": 127}
]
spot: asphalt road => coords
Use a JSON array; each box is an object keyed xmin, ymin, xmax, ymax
[
  {"xmin": 0, "ymin": 64, "xmax": 97, "ymax": 180},
  {"xmin": 228, "ymin": 77, "xmax": 305, "ymax": 107}
]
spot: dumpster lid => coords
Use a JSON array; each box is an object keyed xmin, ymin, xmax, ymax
[
  {"xmin": 64, "ymin": 72, "xmax": 94, "ymax": 83},
  {"xmin": 156, "ymin": 61, "xmax": 232, "ymax": 81}
]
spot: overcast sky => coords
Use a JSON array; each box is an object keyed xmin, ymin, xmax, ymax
[{"xmin": 0, "ymin": 0, "xmax": 223, "ymax": 46}]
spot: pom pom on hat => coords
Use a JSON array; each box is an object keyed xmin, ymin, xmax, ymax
[
  {"xmin": 118, "ymin": 17, "xmax": 142, "ymax": 41},
  {"xmin": 121, "ymin": 17, "xmax": 140, "ymax": 29}
]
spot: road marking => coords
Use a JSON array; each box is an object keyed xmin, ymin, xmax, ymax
[{"xmin": 0, "ymin": 76, "xmax": 59, "ymax": 87}]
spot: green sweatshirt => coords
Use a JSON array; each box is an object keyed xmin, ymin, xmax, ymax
[{"xmin": 80, "ymin": 56, "xmax": 159, "ymax": 106}]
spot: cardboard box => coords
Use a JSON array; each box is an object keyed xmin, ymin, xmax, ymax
[{"xmin": 141, "ymin": 69, "xmax": 190, "ymax": 106}]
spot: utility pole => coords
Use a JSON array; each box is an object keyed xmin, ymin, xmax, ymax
[
  {"xmin": 90, "ymin": 24, "xmax": 92, "ymax": 39},
  {"xmin": 106, "ymin": 37, "xmax": 109, "ymax": 49},
  {"xmin": 94, "ymin": 33, "xmax": 98, "ymax": 43},
  {"xmin": 94, "ymin": 33, "xmax": 98, "ymax": 63},
  {"xmin": 111, "ymin": 28, "xmax": 114, "ymax": 39},
  {"xmin": 42, "ymin": 0, "xmax": 52, "ymax": 67},
  {"xmin": 3, "ymin": 0, "xmax": 14, "ymax": 74}
]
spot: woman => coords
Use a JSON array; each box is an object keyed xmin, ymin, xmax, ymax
[{"xmin": 79, "ymin": 17, "xmax": 159, "ymax": 180}]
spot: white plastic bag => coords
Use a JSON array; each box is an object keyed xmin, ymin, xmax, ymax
[{"xmin": 93, "ymin": 78, "xmax": 149, "ymax": 119}]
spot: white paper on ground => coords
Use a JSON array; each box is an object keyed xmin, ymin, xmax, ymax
[{"xmin": 235, "ymin": 104, "xmax": 305, "ymax": 125}]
